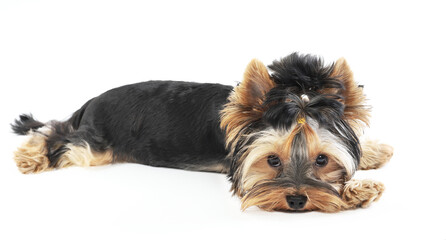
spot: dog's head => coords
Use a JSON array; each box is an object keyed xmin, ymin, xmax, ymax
[{"xmin": 220, "ymin": 53, "xmax": 369, "ymax": 212}]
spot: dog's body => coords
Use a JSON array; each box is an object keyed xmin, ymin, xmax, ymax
[
  {"xmin": 13, "ymin": 81, "xmax": 233, "ymax": 172},
  {"xmin": 67, "ymin": 80, "xmax": 232, "ymax": 173},
  {"xmin": 12, "ymin": 53, "xmax": 393, "ymax": 212}
]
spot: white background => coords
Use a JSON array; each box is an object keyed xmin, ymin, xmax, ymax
[{"xmin": 1, "ymin": 0, "xmax": 445, "ymax": 239}]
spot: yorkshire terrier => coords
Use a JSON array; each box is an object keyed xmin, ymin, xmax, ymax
[{"xmin": 11, "ymin": 52, "xmax": 393, "ymax": 212}]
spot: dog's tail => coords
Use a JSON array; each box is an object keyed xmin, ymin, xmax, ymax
[
  {"xmin": 11, "ymin": 114, "xmax": 46, "ymax": 136},
  {"xmin": 11, "ymin": 100, "xmax": 113, "ymax": 174}
]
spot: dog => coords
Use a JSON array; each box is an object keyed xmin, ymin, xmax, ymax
[{"xmin": 11, "ymin": 52, "xmax": 393, "ymax": 212}]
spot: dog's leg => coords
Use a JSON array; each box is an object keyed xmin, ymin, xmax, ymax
[
  {"xmin": 341, "ymin": 179, "xmax": 385, "ymax": 209},
  {"xmin": 14, "ymin": 117, "xmax": 114, "ymax": 174},
  {"xmin": 55, "ymin": 143, "xmax": 113, "ymax": 169},
  {"xmin": 359, "ymin": 139, "xmax": 393, "ymax": 170},
  {"xmin": 14, "ymin": 131, "xmax": 113, "ymax": 174}
]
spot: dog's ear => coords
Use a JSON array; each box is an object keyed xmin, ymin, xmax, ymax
[
  {"xmin": 330, "ymin": 58, "xmax": 370, "ymax": 130},
  {"xmin": 237, "ymin": 59, "xmax": 275, "ymax": 108},
  {"xmin": 220, "ymin": 59, "xmax": 275, "ymax": 148}
]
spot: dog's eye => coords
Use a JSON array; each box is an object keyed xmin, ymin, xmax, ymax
[
  {"xmin": 267, "ymin": 155, "xmax": 281, "ymax": 167},
  {"xmin": 315, "ymin": 154, "xmax": 328, "ymax": 167}
]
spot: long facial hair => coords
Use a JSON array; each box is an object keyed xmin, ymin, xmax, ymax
[{"xmin": 220, "ymin": 53, "xmax": 370, "ymax": 212}]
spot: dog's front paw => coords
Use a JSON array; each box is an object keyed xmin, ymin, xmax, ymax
[
  {"xmin": 360, "ymin": 140, "xmax": 394, "ymax": 170},
  {"xmin": 342, "ymin": 179, "xmax": 385, "ymax": 209}
]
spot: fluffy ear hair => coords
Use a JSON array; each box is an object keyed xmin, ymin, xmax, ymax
[
  {"xmin": 329, "ymin": 58, "xmax": 370, "ymax": 132},
  {"xmin": 220, "ymin": 59, "xmax": 275, "ymax": 149},
  {"xmin": 237, "ymin": 59, "xmax": 275, "ymax": 108}
]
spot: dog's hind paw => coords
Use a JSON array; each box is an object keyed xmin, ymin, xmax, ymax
[{"xmin": 14, "ymin": 133, "xmax": 51, "ymax": 174}]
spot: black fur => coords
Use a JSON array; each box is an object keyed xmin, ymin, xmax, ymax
[
  {"xmin": 11, "ymin": 114, "xmax": 45, "ymax": 135},
  {"xmin": 268, "ymin": 52, "xmax": 343, "ymax": 91},
  {"xmin": 12, "ymin": 81, "xmax": 233, "ymax": 171},
  {"xmin": 263, "ymin": 90, "xmax": 345, "ymax": 130},
  {"xmin": 262, "ymin": 89, "xmax": 361, "ymax": 164},
  {"xmin": 45, "ymin": 121, "xmax": 73, "ymax": 167},
  {"xmin": 87, "ymin": 81, "xmax": 232, "ymax": 170},
  {"xmin": 264, "ymin": 52, "xmax": 361, "ymax": 165}
]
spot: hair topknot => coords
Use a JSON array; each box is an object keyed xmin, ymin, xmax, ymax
[{"xmin": 268, "ymin": 52, "xmax": 344, "ymax": 92}]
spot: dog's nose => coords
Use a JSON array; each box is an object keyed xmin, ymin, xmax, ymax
[{"xmin": 286, "ymin": 195, "xmax": 307, "ymax": 210}]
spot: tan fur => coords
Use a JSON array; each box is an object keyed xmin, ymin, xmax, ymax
[
  {"xmin": 322, "ymin": 58, "xmax": 370, "ymax": 135},
  {"xmin": 237, "ymin": 128, "xmax": 292, "ymax": 196},
  {"xmin": 242, "ymin": 157, "xmax": 280, "ymax": 193},
  {"xmin": 236, "ymin": 119, "xmax": 357, "ymax": 209},
  {"xmin": 237, "ymin": 59, "xmax": 275, "ymax": 107},
  {"xmin": 287, "ymin": 121, "xmax": 347, "ymax": 183},
  {"xmin": 57, "ymin": 143, "xmax": 113, "ymax": 168},
  {"xmin": 241, "ymin": 186, "xmax": 296, "ymax": 211},
  {"xmin": 359, "ymin": 139, "xmax": 393, "ymax": 170},
  {"xmin": 302, "ymin": 187, "xmax": 347, "ymax": 212},
  {"xmin": 304, "ymin": 179, "xmax": 385, "ymax": 212},
  {"xmin": 241, "ymin": 185, "xmax": 350, "ymax": 212},
  {"xmin": 313, "ymin": 154, "xmax": 346, "ymax": 183},
  {"xmin": 220, "ymin": 59, "xmax": 275, "ymax": 153},
  {"xmin": 283, "ymin": 123, "xmax": 305, "ymax": 155},
  {"xmin": 237, "ymin": 123, "xmax": 353, "ymax": 212},
  {"xmin": 242, "ymin": 179, "xmax": 385, "ymax": 212},
  {"xmin": 14, "ymin": 130, "xmax": 114, "ymax": 174},
  {"xmin": 342, "ymin": 179, "xmax": 385, "ymax": 208},
  {"xmin": 333, "ymin": 58, "xmax": 370, "ymax": 124},
  {"xmin": 284, "ymin": 122, "xmax": 319, "ymax": 158},
  {"xmin": 237, "ymin": 120, "xmax": 347, "ymax": 196},
  {"xmin": 193, "ymin": 163, "xmax": 228, "ymax": 173},
  {"xmin": 303, "ymin": 124, "xmax": 320, "ymax": 159},
  {"xmin": 14, "ymin": 132, "xmax": 51, "ymax": 174}
]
